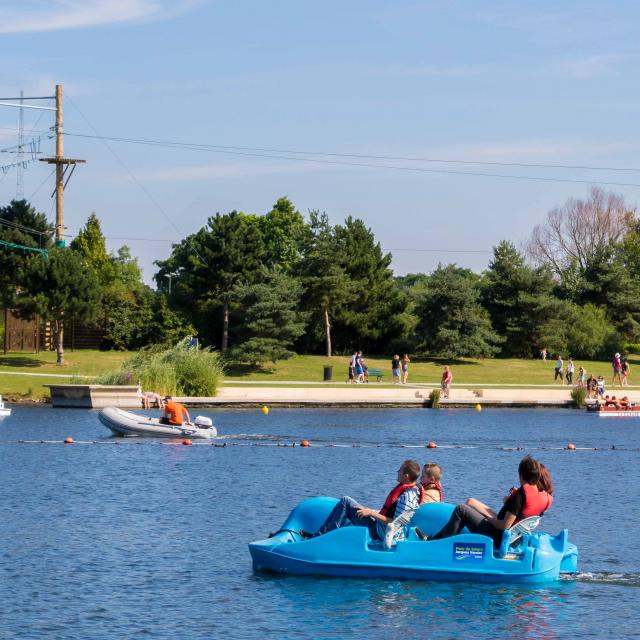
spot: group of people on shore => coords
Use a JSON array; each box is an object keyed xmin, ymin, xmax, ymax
[
  {"xmin": 391, "ymin": 354, "xmax": 411, "ymax": 384},
  {"xmin": 553, "ymin": 353, "xmax": 631, "ymax": 388},
  {"xmin": 347, "ymin": 351, "xmax": 373, "ymax": 384},
  {"xmin": 300, "ymin": 455, "xmax": 553, "ymax": 550}
]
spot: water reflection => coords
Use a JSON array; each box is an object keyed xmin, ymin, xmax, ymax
[{"xmin": 253, "ymin": 574, "xmax": 576, "ymax": 640}]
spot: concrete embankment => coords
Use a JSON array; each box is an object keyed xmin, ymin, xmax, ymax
[{"xmin": 178, "ymin": 385, "xmax": 577, "ymax": 408}]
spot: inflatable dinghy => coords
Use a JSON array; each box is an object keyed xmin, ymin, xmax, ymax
[
  {"xmin": 99, "ymin": 406, "xmax": 217, "ymax": 439},
  {"xmin": 249, "ymin": 498, "xmax": 578, "ymax": 583}
]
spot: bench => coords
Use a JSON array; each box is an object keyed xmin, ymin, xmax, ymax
[{"xmin": 366, "ymin": 368, "xmax": 384, "ymax": 382}]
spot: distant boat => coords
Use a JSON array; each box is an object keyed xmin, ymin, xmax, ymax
[
  {"xmin": 0, "ymin": 395, "xmax": 11, "ymax": 417},
  {"xmin": 587, "ymin": 404, "xmax": 640, "ymax": 417}
]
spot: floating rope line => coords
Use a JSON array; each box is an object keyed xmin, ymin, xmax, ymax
[{"xmin": 1, "ymin": 439, "xmax": 636, "ymax": 451}]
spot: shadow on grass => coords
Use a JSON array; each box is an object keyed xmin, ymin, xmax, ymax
[
  {"xmin": 0, "ymin": 356, "xmax": 46, "ymax": 368},
  {"xmin": 409, "ymin": 356, "xmax": 482, "ymax": 366},
  {"xmin": 225, "ymin": 362, "xmax": 276, "ymax": 377}
]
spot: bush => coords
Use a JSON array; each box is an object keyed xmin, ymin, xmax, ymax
[
  {"xmin": 97, "ymin": 339, "xmax": 224, "ymax": 396},
  {"xmin": 570, "ymin": 386, "xmax": 587, "ymax": 408},
  {"xmin": 429, "ymin": 388, "xmax": 441, "ymax": 408},
  {"xmin": 624, "ymin": 343, "xmax": 640, "ymax": 355}
]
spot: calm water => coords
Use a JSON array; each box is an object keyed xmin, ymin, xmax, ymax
[{"xmin": 0, "ymin": 406, "xmax": 638, "ymax": 639}]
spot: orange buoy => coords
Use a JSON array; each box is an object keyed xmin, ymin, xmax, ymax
[
  {"xmin": 427, "ymin": 441, "xmax": 437, "ymax": 449},
  {"xmin": 300, "ymin": 439, "xmax": 310, "ymax": 447},
  {"xmin": 182, "ymin": 439, "xmax": 193, "ymax": 446},
  {"xmin": 566, "ymin": 443, "xmax": 576, "ymax": 450},
  {"xmin": 64, "ymin": 437, "xmax": 74, "ymax": 444}
]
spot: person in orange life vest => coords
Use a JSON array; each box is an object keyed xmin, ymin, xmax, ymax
[
  {"xmin": 416, "ymin": 456, "xmax": 553, "ymax": 546},
  {"xmin": 419, "ymin": 462, "xmax": 444, "ymax": 504},
  {"xmin": 300, "ymin": 460, "xmax": 423, "ymax": 542},
  {"xmin": 160, "ymin": 396, "xmax": 191, "ymax": 426}
]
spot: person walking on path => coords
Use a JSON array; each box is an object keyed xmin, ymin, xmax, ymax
[
  {"xmin": 622, "ymin": 358, "xmax": 630, "ymax": 386},
  {"xmin": 554, "ymin": 356, "xmax": 564, "ymax": 383},
  {"xmin": 391, "ymin": 354, "xmax": 401, "ymax": 384},
  {"xmin": 355, "ymin": 351, "xmax": 365, "ymax": 384},
  {"xmin": 566, "ymin": 358, "xmax": 574, "ymax": 385},
  {"xmin": 612, "ymin": 353, "xmax": 622, "ymax": 386},
  {"xmin": 441, "ymin": 366, "xmax": 453, "ymax": 399},
  {"xmin": 401, "ymin": 354, "xmax": 411, "ymax": 384}
]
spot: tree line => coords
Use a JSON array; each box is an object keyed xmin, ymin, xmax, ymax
[{"xmin": 1, "ymin": 187, "xmax": 638, "ymax": 365}]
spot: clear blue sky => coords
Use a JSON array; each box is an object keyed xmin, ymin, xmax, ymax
[{"xmin": 1, "ymin": 1, "xmax": 639, "ymax": 283}]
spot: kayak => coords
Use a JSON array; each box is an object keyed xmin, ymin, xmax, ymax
[
  {"xmin": 98, "ymin": 406, "xmax": 217, "ymax": 439},
  {"xmin": 249, "ymin": 498, "xmax": 578, "ymax": 583},
  {"xmin": 0, "ymin": 395, "xmax": 10, "ymax": 417}
]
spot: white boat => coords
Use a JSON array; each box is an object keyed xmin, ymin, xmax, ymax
[
  {"xmin": 0, "ymin": 395, "xmax": 10, "ymax": 417},
  {"xmin": 98, "ymin": 406, "xmax": 217, "ymax": 439}
]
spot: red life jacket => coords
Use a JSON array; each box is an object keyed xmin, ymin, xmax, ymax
[
  {"xmin": 520, "ymin": 483, "xmax": 553, "ymax": 519},
  {"xmin": 420, "ymin": 480, "xmax": 444, "ymax": 503},
  {"xmin": 379, "ymin": 483, "xmax": 422, "ymax": 519}
]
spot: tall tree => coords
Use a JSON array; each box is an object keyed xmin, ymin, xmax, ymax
[
  {"xmin": 526, "ymin": 187, "xmax": 634, "ymax": 277},
  {"xmin": 230, "ymin": 268, "xmax": 307, "ymax": 365},
  {"xmin": 331, "ymin": 216, "xmax": 409, "ymax": 352},
  {"xmin": 481, "ymin": 241, "xmax": 556, "ymax": 357},
  {"xmin": 298, "ymin": 212, "xmax": 352, "ymax": 357},
  {"xmin": 415, "ymin": 264, "xmax": 501, "ymax": 358},
  {"xmin": 260, "ymin": 197, "xmax": 308, "ymax": 273},
  {"xmin": 70, "ymin": 212, "xmax": 111, "ymax": 280},
  {"xmin": 156, "ymin": 211, "xmax": 265, "ymax": 351},
  {"xmin": 0, "ymin": 200, "xmax": 53, "ymax": 310},
  {"xmin": 15, "ymin": 248, "xmax": 101, "ymax": 364}
]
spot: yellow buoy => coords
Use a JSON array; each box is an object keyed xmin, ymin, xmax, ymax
[
  {"xmin": 261, "ymin": 405, "xmax": 269, "ymax": 415},
  {"xmin": 475, "ymin": 404, "xmax": 482, "ymax": 412}
]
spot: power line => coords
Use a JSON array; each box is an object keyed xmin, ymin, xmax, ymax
[
  {"xmin": 65, "ymin": 96, "xmax": 215, "ymax": 275},
  {"xmin": 62, "ymin": 130, "xmax": 640, "ymax": 174},
  {"xmin": 0, "ymin": 217, "xmax": 51, "ymax": 237}
]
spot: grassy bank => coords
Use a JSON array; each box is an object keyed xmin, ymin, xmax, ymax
[
  {"xmin": 226, "ymin": 354, "xmax": 635, "ymax": 386},
  {"xmin": 0, "ymin": 350, "xmax": 132, "ymax": 399},
  {"xmin": 1, "ymin": 351, "xmax": 635, "ymax": 400}
]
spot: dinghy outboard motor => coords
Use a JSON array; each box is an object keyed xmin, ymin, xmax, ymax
[{"xmin": 194, "ymin": 416, "xmax": 214, "ymax": 428}]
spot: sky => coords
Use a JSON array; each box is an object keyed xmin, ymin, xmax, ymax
[{"xmin": 1, "ymin": 0, "xmax": 640, "ymax": 284}]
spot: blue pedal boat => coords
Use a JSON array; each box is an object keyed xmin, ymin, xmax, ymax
[{"xmin": 249, "ymin": 497, "xmax": 578, "ymax": 583}]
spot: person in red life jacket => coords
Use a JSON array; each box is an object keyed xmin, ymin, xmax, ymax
[
  {"xmin": 419, "ymin": 462, "xmax": 444, "ymax": 504},
  {"xmin": 300, "ymin": 460, "xmax": 422, "ymax": 544},
  {"xmin": 160, "ymin": 396, "xmax": 191, "ymax": 426},
  {"xmin": 416, "ymin": 456, "xmax": 553, "ymax": 546}
]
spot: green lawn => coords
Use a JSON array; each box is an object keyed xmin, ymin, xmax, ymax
[
  {"xmin": 0, "ymin": 350, "xmax": 132, "ymax": 399},
  {"xmin": 1, "ymin": 351, "xmax": 635, "ymax": 400},
  {"xmin": 225, "ymin": 354, "xmax": 635, "ymax": 386}
]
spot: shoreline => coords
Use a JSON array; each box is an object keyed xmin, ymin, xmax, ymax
[{"xmin": 4, "ymin": 383, "xmax": 622, "ymax": 409}]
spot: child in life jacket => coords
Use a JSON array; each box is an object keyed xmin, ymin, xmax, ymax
[
  {"xmin": 300, "ymin": 459, "xmax": 422, "ymax": 549},
  {"xmin": 416, "ymin": 456, "xmax": 553, "ymax": 547},
  {"xmin": 420, "ymin": 463, "xmax": 444, "ymax": 504}
]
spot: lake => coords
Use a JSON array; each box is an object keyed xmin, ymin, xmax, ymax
[{"xmin": 0, "ymin": 406, "xmax": 637, "ymax": 639}]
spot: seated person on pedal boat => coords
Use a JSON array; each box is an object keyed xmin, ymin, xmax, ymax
[
  {"xmin": 160, "ymin": 396, "xmax": 191, "ymax": 426},
  {"xmin": 300, "ymin": 459, "xmax": 422, "ymax": 546},
  {"xmin": 416, "ymin": 456, "xmax": 553, "ymax": 546},
  {"xmin": 420, "ymin": 462, "xmax": 444, "ymax": 504}
]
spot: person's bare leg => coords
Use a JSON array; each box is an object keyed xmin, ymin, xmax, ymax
[{"xmin": 465, "ymin": 498, "xmax": 497, "ymax": 519}]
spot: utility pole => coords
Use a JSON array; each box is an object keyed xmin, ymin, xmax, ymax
[
  {"xmin": 16, "ymin": 90, "xmax": 24, "ymax": 199},
  {"xmin": 40, "ymin": 84, "xmax": 85, "ymax": 247}
]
